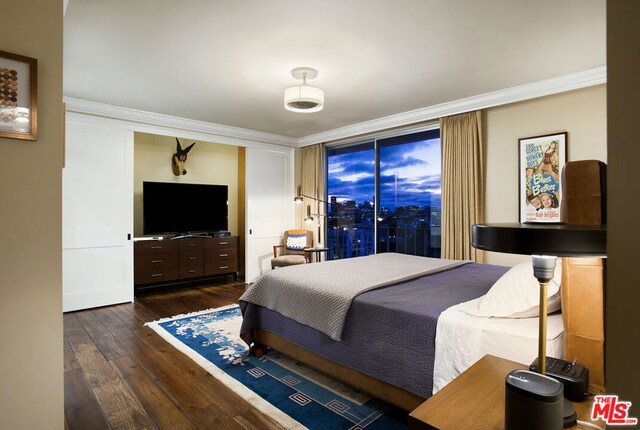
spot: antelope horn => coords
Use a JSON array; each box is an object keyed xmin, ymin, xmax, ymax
[{"xmin": 184, "ymin": 142, "xmax": 196, "ymax": 153}]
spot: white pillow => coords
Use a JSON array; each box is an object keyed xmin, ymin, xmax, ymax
[{"xmin": 466, "ymin": 258, "xmax": 562, "ymax": 318}]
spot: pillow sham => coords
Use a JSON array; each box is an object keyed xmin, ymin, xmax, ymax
[{"xmin": 466, "ymin": 258, "xmax": 562, "ymax": 318}]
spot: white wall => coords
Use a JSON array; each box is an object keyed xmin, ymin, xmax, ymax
[
  {"xmin": 133, "ymin": 132, "xmax": 240, "ymax": 237},
  {"xmin": 483, "ymin": 85, "xmax": 607, "ymax": 266},
  {"xmin": 0, "ymin": 1, "xmax": 64, "ymax": 428}
]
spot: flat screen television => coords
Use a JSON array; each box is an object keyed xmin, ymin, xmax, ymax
[{"xmin": 143, "ymin": 181, "xmax": 228, "ymax": 235}]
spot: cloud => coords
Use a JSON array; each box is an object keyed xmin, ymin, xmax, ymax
[
  {"xmin": 380, "ymin": 155, "xmax": 427, "ymax": 170},
  {"xmin": 327, "ymin": 138, "xmax": 441, "ymax": 209},
  {"xmin": 328, "ymin": 175, "xmax": 375, "ymax": 202}
]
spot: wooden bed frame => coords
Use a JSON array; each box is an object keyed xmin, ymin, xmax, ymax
[{"xmin": 250, "ymin": 160, "xmax": 606, "ymax": 411}]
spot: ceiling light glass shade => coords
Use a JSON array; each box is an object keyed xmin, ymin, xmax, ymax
[{"xmin": 284, "ymin": 85, "xmax": 324, "ymax": 113}]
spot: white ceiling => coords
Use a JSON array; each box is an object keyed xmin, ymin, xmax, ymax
[{"xmin": 63, "ymin": 0, "xmax": 606, "ymax": 140}]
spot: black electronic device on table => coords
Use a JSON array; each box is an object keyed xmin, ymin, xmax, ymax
[{"xmin": 530, "ymin": 357, "xmax": 590, "ymax": 402}]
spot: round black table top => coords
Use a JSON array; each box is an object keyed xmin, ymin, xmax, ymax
[{"xmin": 472, "ymin": 223, "xmax": 606, "ymax": 256}]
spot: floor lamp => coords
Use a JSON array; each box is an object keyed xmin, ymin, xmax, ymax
[
  {"xmin": 294, "ymin": 185, "xmax": 332, "ymax": 244},
  {"xmin": 472, "ymin": 223, "xmax": 606, "ymax": 427}
]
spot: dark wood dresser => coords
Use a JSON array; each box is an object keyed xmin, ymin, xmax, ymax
[{"xmin": 134, "ymin": 236, "xmax": 238, "ymax": 293}]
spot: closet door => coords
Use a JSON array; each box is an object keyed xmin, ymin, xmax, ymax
[
  {"xmin": 245, "ymin": 147, "xmax": 294, "ymax": 283},
  {"xmin": 62, "ymin": 121, "xmax": 134, "ymax": 312}
]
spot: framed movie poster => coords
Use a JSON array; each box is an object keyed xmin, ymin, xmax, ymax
[
  {"xmin": 518, "ymin": 132, "xmax": 567, "ymax": 223},
  {"xmin": 0, "ymin": 50, "xmax": 37, "ymax": 141}
]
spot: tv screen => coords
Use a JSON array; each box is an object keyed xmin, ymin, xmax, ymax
[{"xmin": 143, "ymin": 182, "xmax": 228, "ymax": 235}]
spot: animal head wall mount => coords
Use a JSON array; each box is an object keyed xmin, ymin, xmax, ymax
[{"xmin": 172, "ymin": 138, "xmax": 196, "ymax": 176}]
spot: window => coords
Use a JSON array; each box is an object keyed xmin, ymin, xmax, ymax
[
  {"xmin": 326, "ymin": 129, "xmax": 440, "ymax": 259},
  {"xmin": 326, "ymin": 142, "xmax": 375, "ymax": 259}
]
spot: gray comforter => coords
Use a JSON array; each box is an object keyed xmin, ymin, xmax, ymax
[{"xmin": 239, "ymin": 253, "xmax": 467, "ymax": 341}]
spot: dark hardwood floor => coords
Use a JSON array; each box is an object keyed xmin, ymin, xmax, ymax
[{"xmin": 64, "ymin": 280, "xmax": 285, "ymax": 430}]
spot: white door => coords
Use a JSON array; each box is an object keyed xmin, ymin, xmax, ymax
[
  {"xmin": 245, "ymin": 147, "xmax": 294, "ymax": 282},
  {"xmin": 63, "ymin": 121, "xmax": 134, "ymax": 312}
]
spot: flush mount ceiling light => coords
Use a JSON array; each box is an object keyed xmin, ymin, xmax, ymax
[{"xmin": 284, "ymin": 67, "xmax": 324, "ymax": 113}]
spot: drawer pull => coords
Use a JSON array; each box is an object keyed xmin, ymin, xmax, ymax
[
  {"xmin": 151, "ymin": 246, "xmax": 163, "ymax": 249},
  {"xmin": 188, "ymin": 244, "xmax": 196, "ymax": 247},
  {"xmin": 151, "ymin": 273, "xmax": 163, "ymax": 277},
  {"xmin": 151, "ymin": 260, "xmax": 163, "ymax": 263},
  {"xmin": 219, "ymin": 266, "xmax": 229, "ymax": 269},
  {"xmin": 188, "ymin": 270, "xmax": 196, "ymax": 273},
  {"xmin": 219, "ymin": 253, "xmax": 228, "ymax": 257},
  {"xmin": 188, "ymin": 256, "xmax": 197, "ymax": 260},
  {"xmin": 219, "ymin": 242, "xmax": 228, "ymax": 245}
]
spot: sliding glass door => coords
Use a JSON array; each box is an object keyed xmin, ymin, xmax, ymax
[
  {"xmin": 326, "ymin": 142, "xmax": 375, "ymax": 259},
  {"xmin": 377, "ymin": 130, "xmax": 441, "ymax": 257},
  {"xmin": 326, "ymin": 129, "xmax": 441, "ymax": 260}
]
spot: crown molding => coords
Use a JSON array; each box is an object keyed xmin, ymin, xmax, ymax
[
  {"xmin": 65, "ymin": 66, "xmax": 606, "ymax": 149},
  {"xmin": 297, "ymin": 66, "xmax": 607, "ymax": 147},
  {"xmin": 63, "ymin": 97, "xmax": 298, "ymax": 148}
]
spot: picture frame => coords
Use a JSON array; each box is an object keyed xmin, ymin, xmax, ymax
[
  {"xmin": 0, "ymin": 50, "xmax": 37, "ymax": 141},
  {"xmin": 518, "ymin": 132, "xmax": 567, "ymax": 223}
]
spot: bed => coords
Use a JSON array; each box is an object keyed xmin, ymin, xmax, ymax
[
  {"xmin": 239, "ymin": 161, "xmax": 606, "ymax": 412},
  {"xmin": 239, "ymin": 254, "xmax": 572, "ymax": 410}
]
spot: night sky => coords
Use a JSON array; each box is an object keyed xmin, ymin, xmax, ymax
[{"xmin": 327, "ymin": 138, "xmax": 441, "ymax": 211}]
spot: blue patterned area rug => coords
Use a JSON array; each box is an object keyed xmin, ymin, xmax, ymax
[{"xmin": 145, "ymin": 305, "xmax": 407, "ymax": 430}]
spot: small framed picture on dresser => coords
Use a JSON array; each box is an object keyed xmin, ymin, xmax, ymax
[
  {"xmin": 518, "ymin": 132, "xmax": 567, "ymax": 223},
  {"xmin": 0, "ymin": 50, "xmax": 37, "ymax": 141}
]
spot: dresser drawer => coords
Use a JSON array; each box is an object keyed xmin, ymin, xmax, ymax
[
  {"xmin": 134, "ymin": 252, "xmax": 178, "ymax": 270},
  {"xmin": 135, "ymin": 240, "xmax": 178, "ymax": 255},
  {"xmin": 179, "ymin": 238, "xmax": 203, "ymax": 252},
  {"xmin": 204, "ymin": 236, "xmax": 238, "ymax": 250},
  {"xmin": 179, "ymin": 264, "xmax": 204, "ymax": 279},
  {"xmin": 180, "ymin": 250, "xmax": 203, "ymax": 265},
  {"xmin": 205, "ymin": 248, "xmax": 237, "ymax": 263},
  {"xmin": 205, "ymin": 261, "xmax": 237, "ymax": 276},
  {"xmin": 135, "ymin": 266, "xmax": 179, "ymax": 285}
]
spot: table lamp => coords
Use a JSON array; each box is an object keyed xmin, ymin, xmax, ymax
[
  {"xmin": 472, "ymin": 223, "xmax": 606, "ymax": 374},
  {"xmin": 472, "ymin": 223, "xmax": 606, "ymax": 428}
]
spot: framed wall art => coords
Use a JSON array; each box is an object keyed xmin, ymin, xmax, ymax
[
  {"xmin": 518, "ymin": 132, "xmax": 567, "ymax": 223},
  {"xmin": 0, "ymin": 50, "xmax": 37, "ymax": 141}
]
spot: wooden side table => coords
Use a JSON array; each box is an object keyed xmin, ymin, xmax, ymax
[{"xmin": 408, "ymin": 354, "xmax": 603, "ymax": 430}]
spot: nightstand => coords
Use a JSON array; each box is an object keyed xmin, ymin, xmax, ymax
[{"xmin": 408, "ymin": 354, "xmax": 603, "ymax": 430}]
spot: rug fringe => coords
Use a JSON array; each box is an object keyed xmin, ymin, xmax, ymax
[{"xmin": 143, "ymin": 303, "xmax": 239, "ymax": 326}]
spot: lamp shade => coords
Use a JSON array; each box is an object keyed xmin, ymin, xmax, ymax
[
  {"xmin": 284, "ymin": 85, "xmax": 324, "ymax": 113},
  {"xmin": 472, "ymin": 223, "xmax": 606, "ymax": 257},
  {"xmin": 304, "ymin": 204, "xmax": 314, "ymax": 223}
]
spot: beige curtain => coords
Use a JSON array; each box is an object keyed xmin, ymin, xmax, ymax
[
  {"xmin": 440, "ymin": 111, "xmax": 484, "ymax": 262},
  {"xmin": 300, "ymin": 144, "xmax": 325, "ymax": 246}
]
